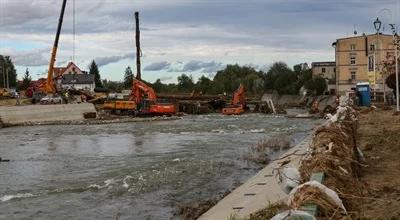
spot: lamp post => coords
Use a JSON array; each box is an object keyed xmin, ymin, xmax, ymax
[
  {"xmin": 374, "ymin": 17, "xmax": 382, "ymax": 102},
  {"xmin": 393, "ymin": 31, "xmax": 400, "ymax": 111},
  {"xmin": 376, "ymin": 8, "xmax": 395, "ymax": 105}
]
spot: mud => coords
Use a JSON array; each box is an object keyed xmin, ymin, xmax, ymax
[{"xmin": 352, "ymin": 109, "xmax": 400, "ymax": 219}]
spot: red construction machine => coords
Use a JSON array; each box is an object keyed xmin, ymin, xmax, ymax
[
  {"xmin": 130, "ymin": 79, "xmax": 176, "ymax": 115},
  {"xmin": 222, "ymin": 84, "xmax": 246, "ymax": 115},
  {"xmin": 103, "ymin": 12, "xmax": 175, "ymax": 116}
]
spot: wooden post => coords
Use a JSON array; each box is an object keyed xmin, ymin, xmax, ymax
[{"xmin": 135, "ymin": 11, "xmax": 141, "ymax": 80}]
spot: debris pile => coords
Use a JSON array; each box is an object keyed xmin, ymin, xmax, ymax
[
  {"xmin": 272, "ymin": 104, "xmax": 362, "ymax": 219},
  {"xmin": 245, "ymin": 135, "xmax": 292, "ymax": 165}
]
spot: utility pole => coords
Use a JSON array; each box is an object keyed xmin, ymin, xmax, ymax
[
  {"xmin": 1, "ymin": 63, "xmax": 5, "ymax": 88},
  {"xmin": 6, "ymin": 68, "xmax": 9, "ymax": 89},
  {"xmin": 396, "ymin": 42, "xmax": 399, "ymax": 111},
  {"xmin": 135, "ymin": 11, "xmax": 141, "ymax": 80}
]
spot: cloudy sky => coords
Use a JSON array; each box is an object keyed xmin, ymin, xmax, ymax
[{"xmin": 1, "ymin": 0, "xmax": 399, "ymax": 83}]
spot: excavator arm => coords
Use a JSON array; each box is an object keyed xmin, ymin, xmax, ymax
[
  {"xmin": 130, "ymin": 79, "xmax": 157, "ymax": 104},
  {"xmin": 232, "ymin": 84, "xmax": 245, "ymax": 106},
  {"xmin": 222, "ymin": 84, "xmax": 246, "ymax": 115}
]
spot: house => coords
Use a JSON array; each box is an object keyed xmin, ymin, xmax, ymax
[
  {"xmin": 61, "ymin": 74, "xmax": 95, "ymax": 91},
  {"xmin": 332, "ymin": 33, "xmax": 395, "ymax": 95},
  {"xmin": 311, "ymin": 62, "xmax": 336, "ymax": 94},
  {"xmin": 53, "ymin": 62, "xmax": 87, "ymax": 77},
  {"xmin": 53, "ymin": 62, "xmax": 95, "ymax": 91}
]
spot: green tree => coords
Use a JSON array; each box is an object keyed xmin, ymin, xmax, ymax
[
  {"xmin": 195, "ymin": 75, "xmax": 213, "ymax": 94},
  {"xmin": 153, "ymin": 79, "xmax": 165, "ymax": 93},
  {"xmin": 213, "ymin": 64, "xmax": 264, "ymax": 94},
  {"xmin": 304, "ymin": 76, "xmax": 327, "ymax": 95},
  {"xmin": 102, "ymin": 79, "xmax": 124, "ymax": 92},
  {"xmin": 263, "ymin": 62, "xmax": 292, "ymax": 92},
  {"xmin": 0, "ymin": 55, "xmax": 17, "ymax": 88},
  {"xmin": 21, "ymin": 68, "xmax": 32, "ymax": 90},
  {"xmin": 177, "ymin": 74, "xmax": 194, "ymax": 92},
  {"xmin": 89, "ymin": 60, "xmax": 103, "ymax": 88},
  {"xmin": 123, "ymin": 66, "xmax": 134, "ymax": 89},
  {"xmin": 263, "ymin": 62, "xmax": 302, "ymax": 94}
]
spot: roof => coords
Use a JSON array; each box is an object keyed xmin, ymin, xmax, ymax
[
  {"xmin": 61, "ymin": 74, "xmax": 95, "ymax": 84},
  {"xmin": 311, "ymin": 62, "xmax": 336, "ymax": 67},
  {"xmin": 335, "ymin": 33, "xmax": 392, "ymax": 41},
  {"xmin": 53, "ymin": 67, "xmax": 67, "ymax": 76},
  {"xmin": 54, "ymin": 62, "xmax": 83, "ymax": 77}
]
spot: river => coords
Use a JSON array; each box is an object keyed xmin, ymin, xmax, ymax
[{"xmin": 0, "ymin": 114, "xmax": 320, "ymax": 220}]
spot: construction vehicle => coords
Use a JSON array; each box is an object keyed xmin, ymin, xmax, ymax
[
  {"xmin": 131, "ymin": 79, "xmax": 176, "ymax": 115},
  {"xmin": 102, "ymin": 12, "xmax": 175, "ymax": 116},
  {"xmin": 103, "ymin": 100, "xmax": 137, "ymax": 115},
  {"xmin": 103, "ymin": 79, "xmax": 175, "ymax": 116},
  {"xmin": 0, "ymin": 88, "xmax": 10, "ymax": 98},
  {"xmin": 30, "ymin": 0, "xmax": 67, "ymax": 104},
  {"xmin": 129, "ymin": 12, "xmax": 175, "ymax": 115},
  {"xmin": 222, "ymin": 84, "xmax": 246, "ymax": 115}
]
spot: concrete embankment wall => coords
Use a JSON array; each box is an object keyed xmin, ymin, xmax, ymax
[
  {"xmin": 199, "ymin": 134, "xmax": 314, "ymax": 220},
  {"xmin": 0, "ymin": 103, "xmax": 96, "ymax": 126}
]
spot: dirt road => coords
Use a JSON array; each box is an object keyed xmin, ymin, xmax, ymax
[{"xmin": 354, "ymin": 109, "xmax": 400, "ymax": 219}]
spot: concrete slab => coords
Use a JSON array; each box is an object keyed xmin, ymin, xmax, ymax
[
  {"xmin": 198, "ymin": 135, "xmax": 313, "ymax": 220},
  {"xmin": 0, "ymin": 103, "xmax": 96, "ymax": 125}
]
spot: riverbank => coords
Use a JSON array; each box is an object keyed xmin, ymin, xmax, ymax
[
  {"xmin": 0, "ymin": 103, "xmax": 182, "ymax": 128},
  {"xmin": 349, "ymin": 108, "xmax": 400, "ymax": 218},
  {"xmin": 199, "ymin": 107, "xmax": 400, "ymax": 219},
  {"xmin": 1, "ymin": 115, "xmax": 181, "ymax": 128},
  {"xmin": 198, "ymin": 127, "xmax": 316, "ymax": 219}
]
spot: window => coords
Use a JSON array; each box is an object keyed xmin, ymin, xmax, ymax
[
  {"xmin": 333, "ymin": 68, "xmax": 336, "ymax": 73},
  {"xmin": 350, "ymin": 44, "xmax": 356, "ymax": 50},
  {"xmin": 370, "ymin": 44, "xmax": 376, "ymax": 51},
  {"xmin": 351, "ymin": 71, "xmax": 356, "ymax": 80},
  {"xmin": 322, "ymin": 67, "xmax": 326, "ymax": 73},
  {"xmin": 368, "ymin": 55, "xmax": 374, "ymax": 71},
  {"xmin": 350, "ymin": 56, "xmax": 356, "ymax": 65}
]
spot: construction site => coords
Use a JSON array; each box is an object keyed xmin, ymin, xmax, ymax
[{"xmin": 1, "ymin": 0, "xmax": 400, "ymax": 220}]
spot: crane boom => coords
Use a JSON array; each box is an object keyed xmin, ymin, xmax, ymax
[{"xmin": 45, "ymin": 0, "xmax": 67, "ymax": 94}]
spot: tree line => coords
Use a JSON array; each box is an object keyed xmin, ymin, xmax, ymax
[
  {"xmin": 1, "ymin": 55, "xmax": 328, "ymax": 96},
  {"xmin": 115, "ymin": 62, "xmax": 326, "ymax": 96}
]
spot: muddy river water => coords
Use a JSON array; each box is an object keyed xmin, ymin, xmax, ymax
[{"xmin": 0, "ymin": 114, "xmax": 320, "ymax": 220}]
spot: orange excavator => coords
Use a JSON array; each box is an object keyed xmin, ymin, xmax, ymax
[
  {"xmin": 130, "ymin": 79, "xmax": 176, "ymax": 115},
  {"xmin": 222, "ymin": 84, "xmax": 246, "ymax": 115},
  {"xmin": 31, "ymin": 0, "xmax": 67, "ymax": 104},
  {"xmin": 103, "ymin": 12, "xmax": 175, "ymax": 116}
]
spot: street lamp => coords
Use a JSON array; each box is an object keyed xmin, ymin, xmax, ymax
[
  {"xmin": 393, "ymin": 31, "xmax": 400, "ymax": 111},
  {"xmin": 374, "ymin": 17, "xmax": 382, "ymax": 33},
  {"xmin": 372, "ymin": 18, "xmax": 382, "ymax": 102}
]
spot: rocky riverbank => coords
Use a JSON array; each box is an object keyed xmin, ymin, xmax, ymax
[{"xmin": 0, "ymin": 115, "xmax": 181, "ymax": 128}]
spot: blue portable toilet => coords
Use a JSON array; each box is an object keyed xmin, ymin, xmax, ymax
[{"xmin": 356, "ymin": 82, "xmax": 371, "ymax": 106}]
